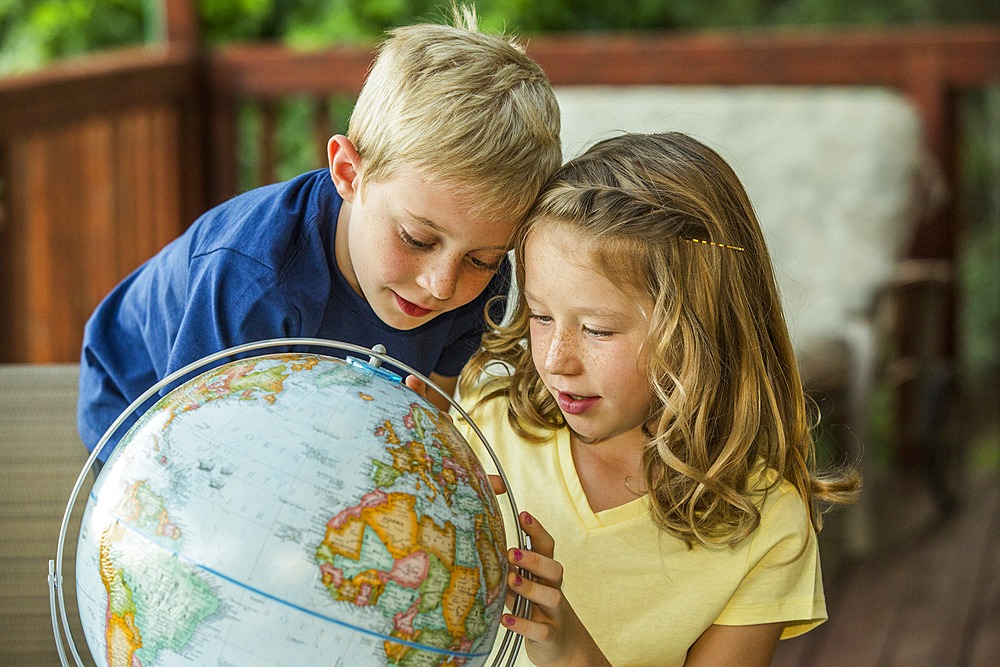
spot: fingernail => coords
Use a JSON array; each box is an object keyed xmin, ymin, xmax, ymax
[
  {"xmin": 521, "ymin": 512, "xmax": 533, "ymax": 525},
  {"xmin": 512, "ymin": 549, "xmax": 523, "ymax": 562},
  {"xmin": 514, "ymin": 574, "xmax": 523, "ymax": 586},
  {"xmin": 503, "ymin": 615, "xmax": 515, "ymax": 627}
]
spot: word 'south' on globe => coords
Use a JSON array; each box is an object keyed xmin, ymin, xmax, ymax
[{"xmin": 76, "ymin": 353, "xmax": 508, "ymax": 666}]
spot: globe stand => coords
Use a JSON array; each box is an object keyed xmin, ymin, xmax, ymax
[{"xmin": 50, "ymin": 338, "xmax": 531, "ymax": 667}]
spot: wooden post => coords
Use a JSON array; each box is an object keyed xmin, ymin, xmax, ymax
[
  {"xmin": 163, "ymin": 0, "xmax": 199, "ymax": 46},
  {"xmin": 895, "ymin": 49, "xmax": 961, "ymax": 466}
]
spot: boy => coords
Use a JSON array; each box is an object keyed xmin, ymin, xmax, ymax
[{"xmin": 77, "ymin": 8, "xmax": 562, "ymax": 463}]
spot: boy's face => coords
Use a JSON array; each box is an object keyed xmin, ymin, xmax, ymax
[{"xmin": 332, "ymin": 150, "xmax": 512, "ymax": 331}]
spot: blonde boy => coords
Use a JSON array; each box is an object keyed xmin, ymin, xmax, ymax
[{"xmin": 77, "ymin": 8, "xmax": 561, "ymax": 463}]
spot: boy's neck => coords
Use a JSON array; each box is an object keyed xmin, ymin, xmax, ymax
[{"xmin": 334, "ymin": 200, "xmax": 363, "ymax": 298}]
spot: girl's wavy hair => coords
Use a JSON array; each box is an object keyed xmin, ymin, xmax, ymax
[{"xmin": 461, "ymin": 131, "xmax": 859, "ymax": 547}]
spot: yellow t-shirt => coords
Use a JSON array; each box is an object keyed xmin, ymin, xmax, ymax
[{"xmin": 455, "ymin": 391, "xmax": 826, "ymax": 667}]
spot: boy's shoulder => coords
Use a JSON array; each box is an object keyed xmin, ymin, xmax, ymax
[{"xmin": 188, "ymin": 169, "xmax": 340, "ymax": 271}]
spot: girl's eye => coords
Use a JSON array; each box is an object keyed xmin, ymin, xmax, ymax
[
  {"xmin": 528, "ymin": 314, "xmax": 552, "ymax": 325},
  {"xmin": 399, "ymin": 228, "xmax": 434, "ymax": 250},
  {"xmin": 582, "ymin": 325, "xmax": 614, "ymax": 339}
]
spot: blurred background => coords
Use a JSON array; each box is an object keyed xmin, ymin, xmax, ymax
[{"xmin": 0, "ymin": 0, "xmax": 998, "ymax": 665}]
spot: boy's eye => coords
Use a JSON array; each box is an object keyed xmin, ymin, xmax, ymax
[
  {"xmin": 467, "ymin": 254, "xmax": 503, "ymax": 271},
  {"xmin": 399, "ymin": 228, "xmax": 434, "ymax": 250}
]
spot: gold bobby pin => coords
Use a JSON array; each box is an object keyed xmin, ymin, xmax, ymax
[{"xmin": 684, "ymin": 238, "xmax": 745, "ymax": 252}]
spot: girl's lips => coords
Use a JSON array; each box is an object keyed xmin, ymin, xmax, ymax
[
  {"xmin": 394, "ymin": 293, "xmax": 432, "ymax": 318},
  {"xmin": 557, "ymin": 391, "xmax": 599, "ymax": 415}
]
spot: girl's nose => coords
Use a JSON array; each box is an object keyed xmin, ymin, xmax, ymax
[
  {"xmin": 541, "ymin": 328, "xmax": 582, "ymax": 376},
  {"xmin": 416, "ymin": 258, "xmax": 459, "ymax": 301}
]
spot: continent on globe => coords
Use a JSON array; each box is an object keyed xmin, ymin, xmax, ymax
[
  {"xmin": 100, "ymin": 481, "xmax": 219, "ymax": 667},
  {"xmin": 315, "ymin": 400, "xmax": 506, "ymax": 666}
]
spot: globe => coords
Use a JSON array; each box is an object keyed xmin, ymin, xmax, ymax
[{"xmin": 73, "ymin": 350, "xmax": 509, "ymax": 666}]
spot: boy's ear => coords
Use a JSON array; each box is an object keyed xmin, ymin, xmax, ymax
[{"xmin": 328, "ymin": 135, "xmax": 361, "ymax": 203}]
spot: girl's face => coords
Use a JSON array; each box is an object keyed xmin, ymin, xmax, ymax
[{"xmin": 524, "ymin": 222, "xmax": 655, "ymax": 452}]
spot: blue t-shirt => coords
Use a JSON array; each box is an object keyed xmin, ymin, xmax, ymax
[{"xmin": 78, "ymin": 169, "xmax": 509, "ymax": 462}]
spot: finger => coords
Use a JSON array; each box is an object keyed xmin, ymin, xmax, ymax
[
  {"xmin": 508, "ymin": 546, "xmax": 563, "ymax": 588},
  {"xmin": 499, "ymin": 613, "xmax": 549, "ymax": 644},
  {"xmin": 488, "ymin": 474, "xmax": 507, "ymax": 496},
  {"xmin": 404, "ymin": 375, "xmax": 426, "ymax": 398},
  {"xmin": 500, "ymin": 611, "xmax": 552, "ymax": 644},
  {"xmin": 404, "ymin": 376, "xmax": 455, "ymax": 422},
  {"xmin": 518, "ymin": 511, "xmax": 555, "ymax": 559},
  {"xmin": 507, "ymin": 569, "xmax": 563, "ymax": 610}
]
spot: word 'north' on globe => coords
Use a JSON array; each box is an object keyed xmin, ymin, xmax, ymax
[{"xmin": 75, "ymin": 353, "xmax": 508, "ymax": 667}]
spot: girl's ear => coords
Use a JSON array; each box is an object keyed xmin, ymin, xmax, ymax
[{"xmin": 328, "ymin": 135, "xmax": 361, "ymax": 203}]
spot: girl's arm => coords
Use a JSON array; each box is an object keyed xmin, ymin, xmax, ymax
[
  {"xmin": 506, "ymin": 511, "xmax": 785, "ymax": 667},
  {"xmin": 684, "ymin": 622, "xmax": 783, "ymax": 666}
]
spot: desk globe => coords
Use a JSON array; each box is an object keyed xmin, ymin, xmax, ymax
[{"xmin": 68, "ymin": 344, "xmax": 513, "ymax": 667}]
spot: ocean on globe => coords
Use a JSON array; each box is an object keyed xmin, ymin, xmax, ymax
[{"xmin": 75, "ymin": 352, "xmax": 508, "ymax": 666}]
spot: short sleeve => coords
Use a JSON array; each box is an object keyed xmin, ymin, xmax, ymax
[{"xmin": 714, "ymin": 488, "xmax": 827, "ymax": 639}]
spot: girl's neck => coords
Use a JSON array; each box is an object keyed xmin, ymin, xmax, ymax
[{"xmin": 569, "ymin": 429, "xmax": 648, "ymax": 513}]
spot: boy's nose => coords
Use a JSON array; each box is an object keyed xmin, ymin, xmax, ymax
[{"xmin": 416, "ymin": 258, "xmax": 459, "ymax": 301}]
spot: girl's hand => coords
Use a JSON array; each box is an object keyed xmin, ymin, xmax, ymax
[{"xmin": 502, "ymin": 512, "xmax": 612, "ymax": 667}]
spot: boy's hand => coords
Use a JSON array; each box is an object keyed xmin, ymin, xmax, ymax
[
  {"xmin": 488, "ymin": 474, "xmax": 506, "ymax": 496},
  {"xmin": 501, "ymin": 512, "xmax": 612, "ymax": 667},
  {"xmin": 403, "ymin": 374, "xmax": 456, "ymax": 413},
  {"xmin": 404, "ymin": 374, "xmax": 431, "ymax": 400},
  {"xmin": 402, "ymin": 376, "xmax": 507, "ymax": 498},
  {"xmin": 403, "ymin": 373, "xmax": 457, "ymax": 413}
]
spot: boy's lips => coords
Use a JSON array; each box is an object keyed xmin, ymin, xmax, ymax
[
  {"xmin": 557, "ymin": 391, "xmax": 599, "ymax": 415},
  {"xmin": 394, "ymin": 292, "xmax": 433, "ymax": 318}
]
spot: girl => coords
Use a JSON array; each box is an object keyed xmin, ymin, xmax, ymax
[{"xmin": 455, "ymin": 132, "xmax": 860, "ymax": 667}]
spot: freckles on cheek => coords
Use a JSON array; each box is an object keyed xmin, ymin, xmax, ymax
[
  {"xmin": 383, "ymin": 249, "xmax": 414, "ymax": 279},
  {"xmin": 528, "ymin": 332, "xmax": 547, "ymax": 370}
]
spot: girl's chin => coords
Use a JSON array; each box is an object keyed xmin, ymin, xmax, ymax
[{"xmin": 565, "ymin": 423, "xmax": 606, "ymax": 446}]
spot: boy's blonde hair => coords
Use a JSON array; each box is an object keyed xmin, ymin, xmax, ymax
[
  {"xmin": 462, "ymin": 132, "xmax": 859, "ymax": 547},
  {"xmin": 348, "ymin": 6, "xmax": 561, "ymax": 226}
]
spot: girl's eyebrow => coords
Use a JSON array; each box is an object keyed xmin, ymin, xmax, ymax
[{"xmin": 523, "ymin": 291, "xmax": 632, "ymax": 321}]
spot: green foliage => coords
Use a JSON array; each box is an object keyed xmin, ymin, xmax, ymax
[
  {"xmin": 4, "ymin": 0, "xmax": 1000, "ymax": 74},
  {"xmin": 276, "ymin": 0, "xmax": 448, "ymax": 48},
  {"xmin": 236, "ymin": 94, "xmax": 354, "ymax": 192},
  {"xmin": 0, "ymin": 0, "xmax": 145, "ymax": 74}
]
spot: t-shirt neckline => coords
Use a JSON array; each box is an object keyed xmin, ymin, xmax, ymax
[{"xmin": 555, "ymin": 428, "xmax": 649, "ymax": 530}]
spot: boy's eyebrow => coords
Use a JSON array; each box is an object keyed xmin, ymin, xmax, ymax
[{"xmin": 404, "ymin": 209, "xmax": 508, "ymax": 251}]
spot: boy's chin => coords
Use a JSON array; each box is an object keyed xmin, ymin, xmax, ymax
[{"xmin": 376, "ymin": 305, "xmax": 444, "ymax": 331}]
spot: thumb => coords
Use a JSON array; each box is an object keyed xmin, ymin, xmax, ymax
[
  {"xmin": 404, "ymin": 374, "xmax": 427, "ymax": 398},
  {"xmin": 488, "ymin": 474, "xmax": 507, "ymax": 496}
]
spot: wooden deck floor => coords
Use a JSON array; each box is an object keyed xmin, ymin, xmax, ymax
[{"xmin": 772, "ymin": 469, "xmax": 1000, "ymax": 667}]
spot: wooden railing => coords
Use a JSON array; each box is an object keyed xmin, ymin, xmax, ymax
[
  {"xmin": 1, "ymin": 23, "xmax": 999, "ymax": 366},
  {"xmin": 0, "ymin": 44, "xmax": 210, "ymax": 362}
]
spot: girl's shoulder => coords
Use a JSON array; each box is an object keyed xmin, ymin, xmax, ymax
[
  {"xmin": 747, "ymin": 465, "xmax": 815, "ymax": 548},
  {"xmin": 454, "ymin": 375, "xmax": 555, "ymax": 446},
  {"xmin": 456, "ymin": 373, "xmax": 509, "ymax": 415}
]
